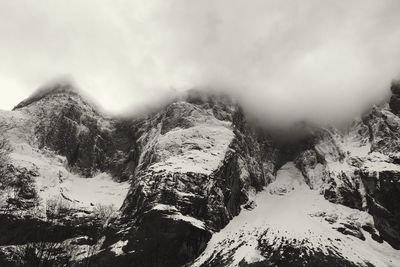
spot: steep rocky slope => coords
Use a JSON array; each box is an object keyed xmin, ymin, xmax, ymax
[
  {"xmin": 188, "ymin": 86, "xmax": 400, "ymax": 266},
  {"xmin": 192, "ymin": 163, "xmax": 400, "ymax": 267},
  {"xmin": 0, "ymin": 83, "xmax": 132, "ymax": 266},
  {"xmin": 0, "ymin": 82, "xmax": 400, "ymax": 266},
  {"xmin": 92, "ymin": 93, "xmax": 278, "ymax": 267}
]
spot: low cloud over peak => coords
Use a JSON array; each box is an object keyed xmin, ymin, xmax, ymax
[{"xmin": 0, "ymin": 0, "xmax": 399, "ymax": 125}]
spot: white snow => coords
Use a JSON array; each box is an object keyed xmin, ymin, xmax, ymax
[
  {"xmin": 151, "ymin": 204, "xmax": 206, "ymax": 230},
  {"xmin": 192, "ymin": 163, "xmax": 400, "ymax": 267},
  {"xmin": 110, "ymin": 240, "xmax": 128, "ymax": 256},
  {"xmin": 149, "ymin": 122, "xmax": 234, "ymax": 175},
  {"xmin": 174, "ymin": 190, "xmax": 196, "ymax": 198},
  {"xmin": 363, "ymin": 160, "xmax": 400, "ymax": 173},
  {"xmin": 233, "ymin": 238, "xmax": 266, "ymax": 264},
  {"xmin": 59, "ymin": 172, "xmax": 130, "ymax": 207},
  {"xmin": 152, "ymin": 204, "xmax": 178, "ymax": 212},
  {"xmin": 167, "ymin": 213, "xmax": 206, "ymax": 230}
]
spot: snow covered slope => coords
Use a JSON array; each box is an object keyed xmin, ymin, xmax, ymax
[
  {"xmin": 6, "ymin": 136, "xmax": 129, "ymax": 211},
  {"xmin": 192, "ymin": 163, "xmax": 400, "ymax": 267}
]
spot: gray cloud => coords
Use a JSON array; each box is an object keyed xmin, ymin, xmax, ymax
[{"xmin": 0, "ymin": 0, "xmax": 400, "ymax": 124}]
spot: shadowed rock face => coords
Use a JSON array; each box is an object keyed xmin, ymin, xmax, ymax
[
  {"xmin": 360, "ymin": 170, "xmax": 400, "ymax": 249},
  {"xmin": 390, "ymin": 82, "xmax": 400, "ymax": 116},
  {"xmin": 360, "ymin": 106, "xmax": 400, "ymax": 249},
  {"xmin": 0, "ymin": 214, "xmax": 103, "ymax": 246}
]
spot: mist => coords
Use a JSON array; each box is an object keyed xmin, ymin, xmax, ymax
[{"xmin": 1, "ymin": 0, "xmax": 400, "ymax": 125}]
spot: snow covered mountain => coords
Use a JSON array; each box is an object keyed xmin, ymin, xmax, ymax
[{"xmin": 0, "ymin": 81, "xmax": 400, "ymax": 266}]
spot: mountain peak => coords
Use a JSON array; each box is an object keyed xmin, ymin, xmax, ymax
[{"xmin": 13, "ymin": 79, "xmax": 80, "ymax": 110}]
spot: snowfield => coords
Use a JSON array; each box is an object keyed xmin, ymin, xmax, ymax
[
  {"xmin": 149, "ymin": 122, "xmax": 234, "ymax": 175},
  {"xmin": 58, "ymin": 173, "xmax": 130, "ymax": 208},
  {"xmin": 192, "ymin": 162, "xmax": 400, "ymax": 267},
  {"xmin": 11, "ymin": 142, "xmax": 129, "ymax": 210}
]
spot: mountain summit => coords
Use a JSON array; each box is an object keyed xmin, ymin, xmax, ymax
[
  {"xmin": 0, "ymin": 83, "xmax": 400, "ymax": 266},
  {"xmin": 13, "ymin": 80, "xmax": 80, "ymax": 110}
]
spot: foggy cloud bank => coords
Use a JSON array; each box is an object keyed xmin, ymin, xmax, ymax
[{"xmin": 1, "ymin": 0, "xmax": 400, "ymax": 124}]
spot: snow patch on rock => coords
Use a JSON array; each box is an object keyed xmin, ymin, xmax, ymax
[
  {"xmin": 167, "ymin": 213, "xmax": 206, "ymax": 230},
  {"xmin": 149, "ymin": 122, "xmax": 234, "ymax": 175},
  {"xmin": 110, "ymin": 240, "xmax": 129, "ymax": 256},
  {"xmin": 151, "ymin": 204, "xmax": 206, "ymax": 230}
]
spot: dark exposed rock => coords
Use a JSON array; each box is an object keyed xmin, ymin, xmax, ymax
[
  {"xmin": 97, "ymin": 211, "xmax": 211, "ymax": 267},
  {"xmin": 0, "ymin": 166, "xmax": 39, "ymax": 210},
  {"xmin": 334, "ymin": 222, "xmax": 365, "ymax": 241},
  {"xmin": 360, "ymin": 170, "xmax": 400, "ymax": 249},
  {"xmin": 274, "ymin": 134, "xmax": 317, "ymax": 173},
  {"xmin": 160, "ymin": 102, "xmax": 199, "ymax": 134},
  {"xmin": 323, "ymin": 172, "xmax": 364, "ymax": 210},
  {"xmin": 0, "ymin": 212, "xmax": 103, "ymax": 246},
  {"xmin": 389, "ymin": 81, "xmax": 400, "ymax": 116}
]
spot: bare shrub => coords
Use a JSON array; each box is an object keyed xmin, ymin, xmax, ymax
[
  {"xmin": 0, "ymin": 135, "xmax": 11, "ymax": 180},
  {"xmin": 93, "ymin": 203, "xmax": 116, "ymax": 224},
  {"xmin": 45, "ymin": 196, "xmax": 71, "ymax": 220},
  {"xmin": 0, "ymin": 136, "xmax": 13, "ymax": 212},
  {"xmin": 20, "ymin": 239, "xmax": 75, "ymax": 267},
  {"xmin": 80, "ymin": 203, "xmax": 117, "ymax": 266}
]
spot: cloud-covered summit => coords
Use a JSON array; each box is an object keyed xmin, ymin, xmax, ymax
[{"xmin": 1, "ymin": 0, "xmax": 400, "ymax": 124}]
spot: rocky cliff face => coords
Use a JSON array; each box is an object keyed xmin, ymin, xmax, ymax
[
  {"xmin": 93, "ymin": 93, "xmax": 278, "ymax": 267},
  {"xmin": 291, "ymin": 105, "xmax": 400, "ymax": 252},
  {"xmin": 12, "ymin": 82, "xmax": 138, "ymax": 180},
  {"xmin": 1, "ymin": 83, "xmax": 400, "ymax": 266},
  {"xmin": 190, "ymin": 102, "xmax": 400, "ymax": 267}
]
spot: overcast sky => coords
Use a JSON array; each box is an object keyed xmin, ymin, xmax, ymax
[{"xmin": 1, "ymin": 0, "xmax": 400, "ymax": 124}]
